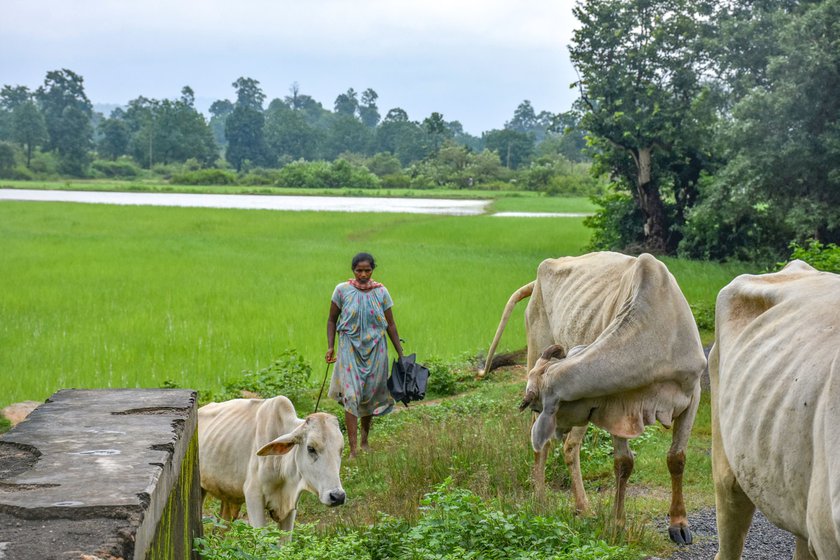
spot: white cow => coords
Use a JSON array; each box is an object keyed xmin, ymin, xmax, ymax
[
  {"xmin": 711, "ymin": 260, "xmax": 840, "ymax": 559},
  {"xmin": 198, "ymin": 396, "xmax": 345, "ymax": 535},
  {"xmin": 483, "ymin": 252, "xmax": 706, "ymax": 544}
]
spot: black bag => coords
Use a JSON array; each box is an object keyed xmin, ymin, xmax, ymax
[{"xmin": 388, "ymin": 353, "xmax": 430, "ymax": 407}]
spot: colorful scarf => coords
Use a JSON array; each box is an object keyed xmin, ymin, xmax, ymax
[{"xmin": 348, "ymin": 278, "xmax": 383, "ymax": 291}]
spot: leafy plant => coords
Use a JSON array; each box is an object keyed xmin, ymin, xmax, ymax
[
  {"xmin": 779, "ymin": 239, "xmax": 840, "ymax": 273},
  {"xmin": 194, "ymin": 480, "xmax": 637, "ymax": 560},
  {"xmin": 202, "ymin": 350, "xmax": 315, "ymax": 409}
]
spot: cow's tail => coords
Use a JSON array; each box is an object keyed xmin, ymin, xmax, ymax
[{"xmin": 478, "ymin": 281, "xmax": 535, "ymax": 379}]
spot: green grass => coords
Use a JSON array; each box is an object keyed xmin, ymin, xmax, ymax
[{"xmin": 0, "ymin": 200, "xmax": 591, "ymax": 407}]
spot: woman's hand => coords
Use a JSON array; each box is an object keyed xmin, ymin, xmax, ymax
[{"xmin": 325, "ymin": 348, "xmax": 336, "ymax": 363}]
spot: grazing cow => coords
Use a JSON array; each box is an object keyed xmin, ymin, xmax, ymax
[
  {"xmin": 482, "ymin": 252, "xmax": 706, "ymax": 544},
  {"xmin": 711, "ymin": 260, "xmax": 840, "ymax": 559},
  {"xmin": 198, "ymin": 396, "xmax": 345, "ymax": 536}
]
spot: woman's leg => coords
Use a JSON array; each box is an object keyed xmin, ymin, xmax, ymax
[
  {"xmin": 360, "ymin": 416, "xmax": 373, "ymax": 451},
  {"xmin": 345, "ymin": 410, "xmax": 359, "ymax": 458}
]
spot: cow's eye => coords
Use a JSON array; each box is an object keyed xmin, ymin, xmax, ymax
[{"xmin": 307, "ymin": 446, "xmax": 317, "ymax": 455}]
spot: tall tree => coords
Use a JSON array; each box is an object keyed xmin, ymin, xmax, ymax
[
  {"xmin": 97, "ymin": 113, "xmax": 130, "ymax": 160},
  {"xmin": 423, "ymin": 112, "xmax": 450, "ymax": 154},
  {"xmin": 483, "ymin": 128, "xmax": 534, "ymax": 169},
  {"xmin": 11, "ymin": 100, "xmax": 48, "ymax": 168},
  {"xmin": 208, "ymin": 99, "xmax": 234, "ymax": 148},
  {"xmin": 570, "ymin": 0, "xmax": 717, "ymax": 253},
  {"xmin": 359, "ymin": 88, "xmax": 380, "ymax": 128},
  {"xmin": 35, "ymin": 69, "xmax": 93, "ymax": 176},
  {"xmin": 226, "ymin": 78, "xmax": 268, "ymax": 170},
  {"xmin": 334, "ymin": 88, "xmax": 359, "ymax": 117}
]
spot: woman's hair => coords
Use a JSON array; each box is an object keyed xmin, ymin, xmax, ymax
[{"xmin": 351, "ymin": 252, "xmax": 376, "ymax": 270}]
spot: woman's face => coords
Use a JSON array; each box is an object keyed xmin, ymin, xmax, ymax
[{"xmin": 353, "ymin": 261, "xmax": 374, "ymax": 284}]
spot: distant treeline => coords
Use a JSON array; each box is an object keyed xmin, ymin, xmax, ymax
[{"xmin": 0, "ymin": 73, "xmax": 596, "ymax": 196}]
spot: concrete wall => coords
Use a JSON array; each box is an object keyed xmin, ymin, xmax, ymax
[{"xmin": 0, "ymin": 389, "xmax": 202, "ymax": 559}]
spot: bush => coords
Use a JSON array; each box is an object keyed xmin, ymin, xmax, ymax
[
  {"xmin": 201, "ymin": 350, "xmax": 315, "ymax": 410},
  {"xmin": 274, "ymin": 159, "xmax": 381, "ymax": 189},
  {"xmin": 238, "ymin": 167, "xmax": 282, "ymax": 186},
  {"xmin": 779, "ymin": 239, "xmax": 840, "ymax": 273},
  {"xmin": 424, "ymin": 357, "xmax": 458, "ymax": 398},
  {"xmin": 90, "ymin": 157, "xmax": 141, "ymax": 178},
  {"xmin": 170, "ymin": 168, "xmax": 237, "ymax": 185},
  {"xmin": 584, "ymin": 190, "xmax": 645, "ymax": 252}
]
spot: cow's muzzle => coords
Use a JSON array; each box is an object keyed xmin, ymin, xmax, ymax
[{"xmin": 328, "ymin": 489, "xmax": 346, "ymax": 507}]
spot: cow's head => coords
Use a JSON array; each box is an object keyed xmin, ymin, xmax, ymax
[
  {"xmin": 521, "ymin": 343, "xmax": 589, "ymax": 452},
  {"xmin": 257, "ymin": 412, "xmax": 346, "ymax": 507}
]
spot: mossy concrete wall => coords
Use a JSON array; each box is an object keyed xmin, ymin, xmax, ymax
[{"xmin": 0, "ymin": 389, "xmax": 202, "ymax": 559}]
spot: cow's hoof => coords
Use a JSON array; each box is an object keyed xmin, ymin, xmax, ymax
[{"xmin": 668, "ymin": 525, "xmax": 692, "ymax": 545}]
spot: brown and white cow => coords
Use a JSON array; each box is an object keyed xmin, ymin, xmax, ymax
[
  {"xmin": 482, "ymin": 251, "xmax": 706, "ymax": 544},
  {"xmin": 198, "ymin": 396, "xmax": 345, "ymax": 536},
  {"xmin": 711, "ymin": 260, "xmax": 840, "ymax": 559}
]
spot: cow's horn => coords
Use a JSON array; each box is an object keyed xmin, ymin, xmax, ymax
[
  {"xmin": 518, "ymin": 389, "xmax": 537, "ymax": 412},
  {"xmin": 540, "ymin": 344, "xmax": 566, "ymax": 361}
]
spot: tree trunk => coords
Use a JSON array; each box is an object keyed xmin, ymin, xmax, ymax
[{"xmin": 634, "ymin": 147, "xmax": 668, "ymax": 254}]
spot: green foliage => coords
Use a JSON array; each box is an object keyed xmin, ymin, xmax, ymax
[
  {"xmin": 203, "ymin": 350, "xmax": 315, "ymax": 409},
  {"xmin": 0, "ymin": 141, "xmax": 17, "ymax": 176},
  {"xmin": 780, "ymin": 239, "xmax": 840, "ymax": 274},
  {"xmin": 194, "ymin": 481, "xmax": 636, "ymax": 560},
  {"xmin": 238, "ymin": 167, "xmax": 283, "ymax": 186},
  {"xmin": 423, "ymin": 357, "xmax": 458, "ymax": 398},
  {"xmin": 274, "ymin": 159, "xmax": 380, "ymax": 189},
  {"xmin": 90, "ymin": 157, "xmax": 141, "ymax": 178},
  {"xmin": 171, "ymin": 168, "xmax": 237, "ymax": 186},
  {"xmin": 584, "ymin": 190, "xmax": 645, "ymax": 252},
  {"xmin": 689, "ymin": 303, "xmax": 715, "ymax": 333},
  {"xmin": 0, "ymin": 415, "xmax": 10, "ymax": 434}
]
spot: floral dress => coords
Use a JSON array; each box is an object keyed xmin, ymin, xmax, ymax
[{"xmin": 328, "ymin": 282, "xmax": 395, "ymax": 417}]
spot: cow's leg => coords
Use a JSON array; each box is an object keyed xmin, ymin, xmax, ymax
[
  {"xmin": 220, "ymin": 500, "xmax": 242, "ymax": 522},
  {"xmin": 712, "ymin": 403, "xmax": 754, "ymax": 557},
  {"xmin": 244, "ymin": 482, "xmax": 267, "ymax": 528},
  {"xmin": 276, "ymin": 509, "xmax": 297, "ymax": 543},
  {"xmin": 667, "ymin": 383, "xmax": 701, "ymax": 545},
  {"xmin": 612, "ymin": 436, "xmax": 634, "ymax": 531},
  {"xmin": 532, "ymin": 438, "xmax": 550, "ymax": 499},
  {"xmin": 793, "ymin": 537, "xmax": 816, "ymax": 560},
  {"xmin": 564, "ymin": 425, "xmax": 590, "ymax": 514}
]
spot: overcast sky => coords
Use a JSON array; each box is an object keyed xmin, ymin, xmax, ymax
[{"xmin": 1, "ymin": 0, "xmax": 579, "ymax": 135}]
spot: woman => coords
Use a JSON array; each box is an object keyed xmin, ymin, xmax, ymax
[{"xmin": 326, "ymin": 252, "xmax": 404, "ymax": 458}]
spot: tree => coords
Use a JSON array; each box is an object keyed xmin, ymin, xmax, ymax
[
  {"xmin": 208, "ymin": 99, "xmax": 234, "ymax": 148},
  {"xmin": 323, "ymin": 114, "xmax": 373, "ymax": 159},
  {"xmin": 334, "ymin": 88, "xmax": 359, "ymax": 117},
  {"xmin": 11, "ymin": 100, "xmax": 48, "ymax": 167},
  {"xmin": 97, "ymin": 115, "xmax": 130, "ymax": 160},
  {"xmin": 232, "ymin": 77, "xmax": 265, "ymax": 111},
  {"xmin": 683, "ymin": 0, "xmax": 840, "ymax": 259},
  {"xmin": 483, "ymin": 128, "xmax": 534, "ymax": 169},
  {"xmin": 264, "ymin": 102, "xmax": 322, "ymax": 161},
  {"xmin": 226, "ymin": 78, "xmax": 268, "ymax": 170},
  {"xmin": 35, "ymin": 69, "xmax": 94, "ymax": 176},
  {"xmin": 359, "ymin": 88, "xmax": 380, "ymax": 128},
  {"xmin": 375, "ymin": 108, "xmax": 426, "ymax": 165},
  {"xmin": 570, "ymin": 0, "xmax": 717, "ymax": 253},
  {"xmin": 422, "ymin": 112, "xmax": 450, "ymax": 154}
]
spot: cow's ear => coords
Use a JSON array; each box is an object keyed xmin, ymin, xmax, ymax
[
  {"xmin": 530, "ymin": 398, "xmax": 559, "ymax": 452},
  {"xmin": 256, "ymin": 420, "xmax": 307, "ymax": 456},
  {"xmin": 256, "ymin": 434, "xmax": 297, "ymax": 456}
]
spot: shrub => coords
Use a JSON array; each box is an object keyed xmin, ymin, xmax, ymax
[
  {"xmin": 424, "ymin": 357, "xmax": 458, "ymax": 398},
  {"xmin": 201, "ymin": 350, "xmax": 315, "ymax": 410},
  {"xmin": 584, "ymin": 190, "xmax": 645, "ymax": 252},
  {"xmin": 238, "ymin": 167, "xmax": 282, "ymax": 186},
  {"xmin": 170, "ymin": 168, "xmax": 237, "ymax": 186},
  {"xmin": 90, "ymin": 157, "xmax": 141, "ymax": 178},
  {"xmin": 779, "ymin": 239, "xmax": 840, "ymax": 273}
]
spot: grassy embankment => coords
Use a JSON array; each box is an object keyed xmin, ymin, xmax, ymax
[{"xmin": 0, "ymin": 198, "xmax": 756, "ymax": 558}]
